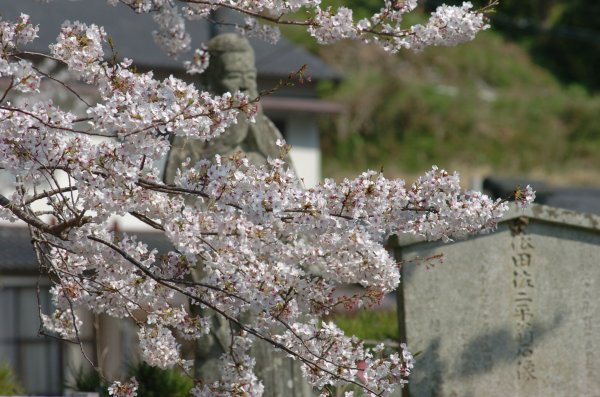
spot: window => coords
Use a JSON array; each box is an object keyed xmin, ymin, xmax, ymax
[{"xmin": 0, "ymin": 284, "xmax": 63, "ymax": 395}]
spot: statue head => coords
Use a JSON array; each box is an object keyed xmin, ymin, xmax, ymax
[
  {"xmin": 204, "ymin": 33, "xmax": 258, "ymax": 99},
  {"xmin": 164, "ymin": 33, "xmax": 292, "ymax": 186}
]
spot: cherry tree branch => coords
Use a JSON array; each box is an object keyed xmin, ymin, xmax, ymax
[{"xmin": 87, "ymin": 234, "xmax": 382, "ymax": 395}]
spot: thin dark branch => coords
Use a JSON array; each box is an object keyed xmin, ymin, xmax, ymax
[
  {"xmin": 0, "ymin": 193, "xmax": 56, "ymax": 235},
  {"xmin": 0, "ymin": 105, "xmax": 102, "ymax": 136},
  {"xmin": 178, "ymin": 0, "xmax": 495, "ymax": 42},
  {"xmin": 0, "ymin": 80, "xmax": 14, "ymax": 103},
  {"xmin": 87, "ymin": 234, "xmax": 381, "ymax": 395},
  {"xmin": 129, "ymin": 211, "xmax": 165, "ymax": 231},
  {"xmin": 87, "ymin": 235, "xmax": 246, "ymax": 302},
  {"xmin": 30, "ymin": 232, "xmax": 99, "ymax": 372},
  {"xmin": 16, "ymin": 51, "xmax": 63, "ymax": 63},
  {"xmin": 181, "ymin": 0, "xmax": 313, "ymax": 27},
  {"xmin": 15, "ymin": 56, "xmax": 94, "ymax": 108},
  {"xmin": 25, "ymin": 186, "xmax": 78, "ymax": 205},
  {"xmin": 1, "ymin": 191, "xmax": 90, "ymax": 238}
]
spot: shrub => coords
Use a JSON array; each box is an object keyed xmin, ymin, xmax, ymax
[
  {"xmin": 128, "ymin": 362, "xmax": 193, "ymax": 397},
  {"xmin": 0, "ymin": 362, "xmax": 24, "ymax": 396}
]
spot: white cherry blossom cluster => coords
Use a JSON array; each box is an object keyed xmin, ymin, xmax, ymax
[
  {"xmin": 273, "ymin": 320, "xmax": 413, "ymax": 394},
  {"xmin": 71, "ymin": 0, "xmax": 492, "ymax": 56},
  {"xmin": 401, "ymin": 2, "xmax": 489, "ymax": 51},
  {"xmin": 34, "ymin": 149, "xmax": 518, "ymax": 394},
  {"xmin": 191, "ymin": 334, "xmax": 264, "ymax": 397},
  {"xmin": 184, "ymin": 46, "xmax": 210, "ymax": 75},
  {"xmin": 50, "ymin": 20, "xmax": 107, "ymax": 81},
  {"xmin": 0, "ymin": 13, "xmax": 38, "ymax": 55},
  {"xmin": 0, "ymin": 3, "xmax": 529, "ymax": 397},
  {"xmin": 0, "ymin": 58, "xmax": 41, "ymax": 93},
  {"xmin": 139, "ymin": 324, "xmax": 189, "ymax": 369},
  {"xmin": 41, "ymin": 308, "xmax": 82, "ymax": 340},
  {"xmin": 237, "ymin": 17, "xmax": 281, "ymax": 45},
  {"xmin": 181, "ymin": 3, "xmax": 216, "ymax": 20},
  {"xmin": 108, "ymin": 377, "xmax": 139, "ymax": 397},
  {"xmin": 309, "ymin": 7, "xmax": 357, "ymax": 44},
  {"xmin": 152, "ymin": 3, "xmax": 191, "ymax": 56},
  {"xmin": 515, "ymin": 184, "xmax": 536, "ymax": 209}
]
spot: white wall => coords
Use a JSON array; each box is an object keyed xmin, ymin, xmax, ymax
[{"xmin": 285, "ymin": 114, "xmax": 321, "ymax": 188}]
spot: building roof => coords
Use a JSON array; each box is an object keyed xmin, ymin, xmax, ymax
[
  {"xmin": 0, "ymin": 226, "xmax": 174, "ymax": 274},
  {"xmin": 3, "ymin": 1, "xmax": 340, "ymax": 80},
  {"xmin": 261, "ymin": 97, "xmax": 345, "ymax": 113},
  {"xmin": 483, "ymin": 176, "xmax": 600, "ymax": 216},
  {"xmin": 0, "ymin": 226, "xmax": 38, "ymax": 273}
]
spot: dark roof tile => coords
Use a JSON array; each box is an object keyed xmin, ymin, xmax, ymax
[
  {"xmin": 0, "ymin": 226, "xmax": 174, "ymax": 274},
  {"xmin": 484, "ymin": 176, "xmax": 600, "ymax": 216},
  {"xmin": 3, "ymin": 1, "xmax": 340, "ymax": 80},
  {"xmin": 0, "ymin": 226, "xmax": 38, "ymax": 272}
]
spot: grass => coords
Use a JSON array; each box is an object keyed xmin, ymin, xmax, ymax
[{"xmin": 327, "ymin": 309, "xmax": 399, "ymax": 342}]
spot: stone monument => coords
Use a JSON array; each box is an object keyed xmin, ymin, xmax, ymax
[
  {"xmin": 164, "ymin": 33, "xmax": 311, "ymax": 397},
  {"xmin": 393, "ymin": 204, "xmax": 600, "ymax": 397},
  {"xmin": 164, "ymin": 33, "xmax": 293, "ymax": 184}
]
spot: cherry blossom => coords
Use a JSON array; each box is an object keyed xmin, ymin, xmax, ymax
[
  {"xmin": 184, "ymin": 46, "xmax": 210, "ymax": 75},
  {"xmin": 105, "ymin": 0, "xmax": 494, "ymax": 55},
  {"xmin": 514, "ymin": 184, "xmax": 536, "ymax": 209},
  {"xmin": 0, "ymin": 13, "xmax": 38, "ymax": 54},
  {"xmin": 108, "ymin": 377, "xmax": 139, "ymax": 397},
  {"xmin": 237, "ymin": 17, "xmax": 281, "ymax": 45},
  {"xmin": 0, "ymin": 3, "xmax": 530, "ymax": 396}
]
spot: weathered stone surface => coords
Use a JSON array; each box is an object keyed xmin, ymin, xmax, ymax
[
  {"xmin": 163, "ymin": 33, "xmax": 310, "ymax": 396},
  {"xmin": 395, "ymin": 204, "xmax": 600, "ymax": 397},
  {"xmin": 164, "ymin": 33, "xmax": 293, "ymax": 185},
  {"xmin": 251, "ymin": 340, "xmax": 316, "ymax": 397}
]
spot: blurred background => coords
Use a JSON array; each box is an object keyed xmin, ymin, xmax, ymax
[{"xmin": 289, "ymin": 0, "xmax": 600, "ymax": 193}]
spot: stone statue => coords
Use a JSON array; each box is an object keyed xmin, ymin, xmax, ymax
[
  {"xmin": 164, "ymin": 33, "xmax": 294, "ymax": 184},
  {"xmin": 163, "ymin": 33, "xmax": 312, "ymax": 396}
]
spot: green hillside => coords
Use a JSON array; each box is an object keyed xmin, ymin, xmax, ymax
[{"xmin": 282, "ymin": 7, "xmax": 600, "ymax": 185}]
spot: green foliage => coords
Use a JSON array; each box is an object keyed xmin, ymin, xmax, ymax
[
  {"xmin": 68, "ymin": 362, "xmax": 193, "ymax": 397},
  {"xmin": 328, "ymin": 310, "xmax": 399, "ymax": 342},
  {"xmin": 0, "ymin": 363, "xmax": 24, "ymax": 396},
  {"xmin": 315, "ymin": 26, "xmax": 600, "ymax": 180},
  {"xmin": 447, "ymin": 0, "xmax": 600, "ymax": 90},
  {"xmin": 534, "ymin": 1, "xmax": 600, "ymax": 91},
  {"xmin": 282, "ymin": 2, "xmax": 600, "ymax": 178},
  {"xmin": 129, "ymin": 362, "xmax": 193, "ymax": 397},
  {"xmin": 67, "ymin": 366, "xmax": 108, "ymax": 396}
]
